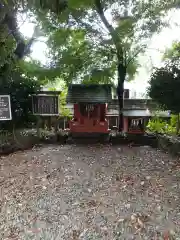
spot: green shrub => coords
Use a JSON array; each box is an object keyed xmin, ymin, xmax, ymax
[{"xmin": 147, "ymin": 116, "xmax": 176, "ymax": 134}]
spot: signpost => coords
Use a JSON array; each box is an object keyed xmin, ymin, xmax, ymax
[
  {"xmin": 32, "ymin": 91, "xmax": 61, "ymax": 137},
  {"xmin": 32, "ymin": 91, "xmax": 60, "ymax": 116},
  {"xmin": 0, "ymin": 95, "xmax": 12, "ymax": 121}
]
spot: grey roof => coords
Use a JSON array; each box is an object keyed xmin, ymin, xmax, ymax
[
  {"xmin": 66, "ymin": 84, "xmax": 112, "ymax": 103},
  {"xmin": 123, "ymin": 109, "xmax": 151, "ymax": 117},
  {"xmin": 33, "ymin": 91, "xmax": 61, "ymax": 95},
  {"xmin": 63, "ymin": 104, "xmax": 170, "ymax": 117},
  {"xmin": 109, "ymin": 99, "xmax": 157, "ymax": 110}
]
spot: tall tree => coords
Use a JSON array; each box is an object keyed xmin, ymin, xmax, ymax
[
  {"xmin": 148, "ymin": 65, "xmax": 180, "ymax": 134},
  {"xmin": 0, "ymin": 0, "xmax": 54, "ymax": 127},
  {"xmin": 0, "ymin": 0, "xmax": 68, "ymax": 65}
]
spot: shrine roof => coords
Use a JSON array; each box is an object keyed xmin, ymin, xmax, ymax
[
  {"xmin": 33, "ymin": 90, "xmax": 61, "ymax": 95},
  {"xmin": 66, "ymin": 84, "xmax": 112, "ymax": 103}
]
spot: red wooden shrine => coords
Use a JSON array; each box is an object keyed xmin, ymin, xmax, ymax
[
  {"xmin": 69, "ymin": 103, "xmax": 109, "ymax": 134},
  {"xmin": 66, "ymin": 84, "xmax": 169, "ymax": 136},
  {"xmin": 66, "ymin": 84, "xmax": 112, "ymax": 136},
  {"xmin": 125, "ymin": 117, "xmax": 145, "ymax": 134}
]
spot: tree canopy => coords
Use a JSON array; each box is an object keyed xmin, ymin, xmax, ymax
[
  {"xmin": 148, "ymin": 65, "xmax": 180, "ymax": 114},
  {"xmin": 2, "ymin": 0, "xmax": 180, "ymax": 84},
  {"xmin": 164, "ymin": 41, "xmax": 180, "ymax": 67},
  {"xmin": 148, "ymin": 38, "xmax": 180, "ymax": 134},
  {"xmin": 148, "ymin": 59, "xmax": 180, "ymax": 134},
  {"xmin": 39, "ymin": 0, "xmax": 174, "ymax": 82}
]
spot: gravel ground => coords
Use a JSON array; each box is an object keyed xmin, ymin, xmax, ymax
[{"xmin": 1, "ymin": 144, "xmax": 180, "ymax": 239}]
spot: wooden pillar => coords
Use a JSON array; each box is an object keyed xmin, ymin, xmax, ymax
[
  {"xmin": 98, "ymin": 104, "xmax": 101, "ymax": 120},
  {"xmin": 123, "ymin": 117, "xmax": 128, "ymax": 132}
]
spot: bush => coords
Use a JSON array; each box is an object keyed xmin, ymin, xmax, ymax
[
  {"xmin": 147, "ymin": 117, "xmax": 176, "ymax": 134},
  {"xmin": 0, "ymin": 66, "xmax": 41, "ymax": 130}
]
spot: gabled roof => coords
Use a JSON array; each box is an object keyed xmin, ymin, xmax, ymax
[
  {"xmin": 32, "ymin": 91, "xmax": 61, "ymax": 96},
  {"xmin": 66, "ymin": 84, "xmax": 112, "ymax": 103},
  {"xmin": 109, "ymin": 99, "xmax": 156, "ymax": 110}
]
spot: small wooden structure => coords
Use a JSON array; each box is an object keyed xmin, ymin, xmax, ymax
[
  {"xmin": 32, "ymin": 91, "xmax": 61, "ymax": 133},
  {"xmin": 66, "ymin": 84, "xmax": 112, "ymax": 137},
  {"xmin": 123, "ymin": 110, "xmax": 150, "ymax": 134},
  {"xmin": 64, "ymin": 94, "xmax": 170, "ymax": 135},
  {"xmin": 32, "ymin": 91, "xmax": 60, "ymax": 116}
]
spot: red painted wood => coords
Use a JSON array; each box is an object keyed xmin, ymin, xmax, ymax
[
  {"xmin": 69, "ymin": 103, "xmax": 110, "ymax": 133},
  {"xmin": 69, "ymin": 105, "xmax": 148, "ymax": 134},
  {"xmin": 126, "ymin": 117, "xmax": 145, "ymax": 134},
  {"xmin": 128, "ymin": 129, "xmax": 144, "ymax": 134}
]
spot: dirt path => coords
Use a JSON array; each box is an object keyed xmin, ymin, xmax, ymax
[{"xmin": 0, "ymin": 144, "xmax": 180, "ymax": 239}]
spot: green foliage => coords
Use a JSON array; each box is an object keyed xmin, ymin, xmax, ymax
[
  {"xmin": 0, "ymin": 23, "xmax": 15, "ymax": 69},
  {"xmin": 0, "ymin": 2, "xmax": 46, "ymax": 130},
  {"xmin": 147, "ymin": 118, "xmax": 169, "ymax": 133},
  {"xmin": 34, "ymin": 0, "xmax": 175, "ymax": 85},
  {"xmin": 150, "ymin": 40, "xmax": 180, "ymax": 133},
  {"xmin": 2, "ymin": 0, "xmax": 68, "ymax": 14},
  {"xmin": 0, "ymin": 64, "xmax": 41, "ymax": 129},
  {"xmin": 147, "ymin": 116, "xmax": 177, "ymax": 134},
  {"xmin": 19, "ymin": 60, "xmax": 50, "ymax": 86},
  {"xmin": 3, "ymin": 0, "xmax": 178, "ymax": 85},
  {"xmin": 170, "ymin": 114, "xmax": 179, "ymax": 127},
  {"xmin": 47, "ymin": 79, "xmax": 70, "ymax": 117},
  {"xmin": 60, "ymin": 88, "xmax": 71, "ymax": 117},
  {"xmin": 164, "ymin": 41, "xmax": 180, "ymax": 59},
  {"xmin": 148, "ymin": 65, "xmax": 180, "ymax": 114},
  {"xmin": 163, "ymin": 41, "xmax": 180, "ymax": 68}
]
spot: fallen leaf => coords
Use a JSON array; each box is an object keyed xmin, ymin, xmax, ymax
[
  {"xmin": 140, "ymin": 181, "xmax": 145, "ymax": 186},
  {"xmin": 72, "ymin": 230, "xmax": 80, "ymax": 239},
  {"xmin": 163, "ymin": 231, "xmax": 170, "ymax": 240},
  {"xmin": 131, "ymin": 213, "xmax": 137, "ymax": 223},
  {"xmin": 125, "ymin": 203, "xmax": 131, "ymax": 209},
  {"xmin": 137, "ymin": 218, "xmax": 144, "ymax": 228},
  {"xmin": 27, "ymin": 228, "xmax": 41, "ymax": 234},
  {"xmin": 118, "ymin": 218, "xmax": 125, "ymax": 223},
  {"xmin": 87, "ymin": 200, "xmax": 97, "ymax": 207}
]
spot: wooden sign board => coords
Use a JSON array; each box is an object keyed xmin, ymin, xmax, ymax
[
  {"xmin": 32, "ymin": 94, "xmax": 59, "ymax": 116},
  {"xmin": 0, "ymin": 95, "xmax": 12, "ymax": 121}
]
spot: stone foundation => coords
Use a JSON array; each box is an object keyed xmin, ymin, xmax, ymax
[{"xmin": 0, "ymin": 129, "xmax": 180, "ymax": 157}]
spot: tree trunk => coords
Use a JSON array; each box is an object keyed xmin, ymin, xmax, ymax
[
  {"xmin": 2, "ymin": 11, "xmax": 35, "ymax": 60},
  {"xmin": 117, "ymin": 63, "xmax": 126, "ymax": 132},
  {"xmin": 94, "ymin": 0, "xmax": 126, "ymax": 132},
  {"xmin": 176, "ymin": 113, "xmax": 180, "ymax": 135}
]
